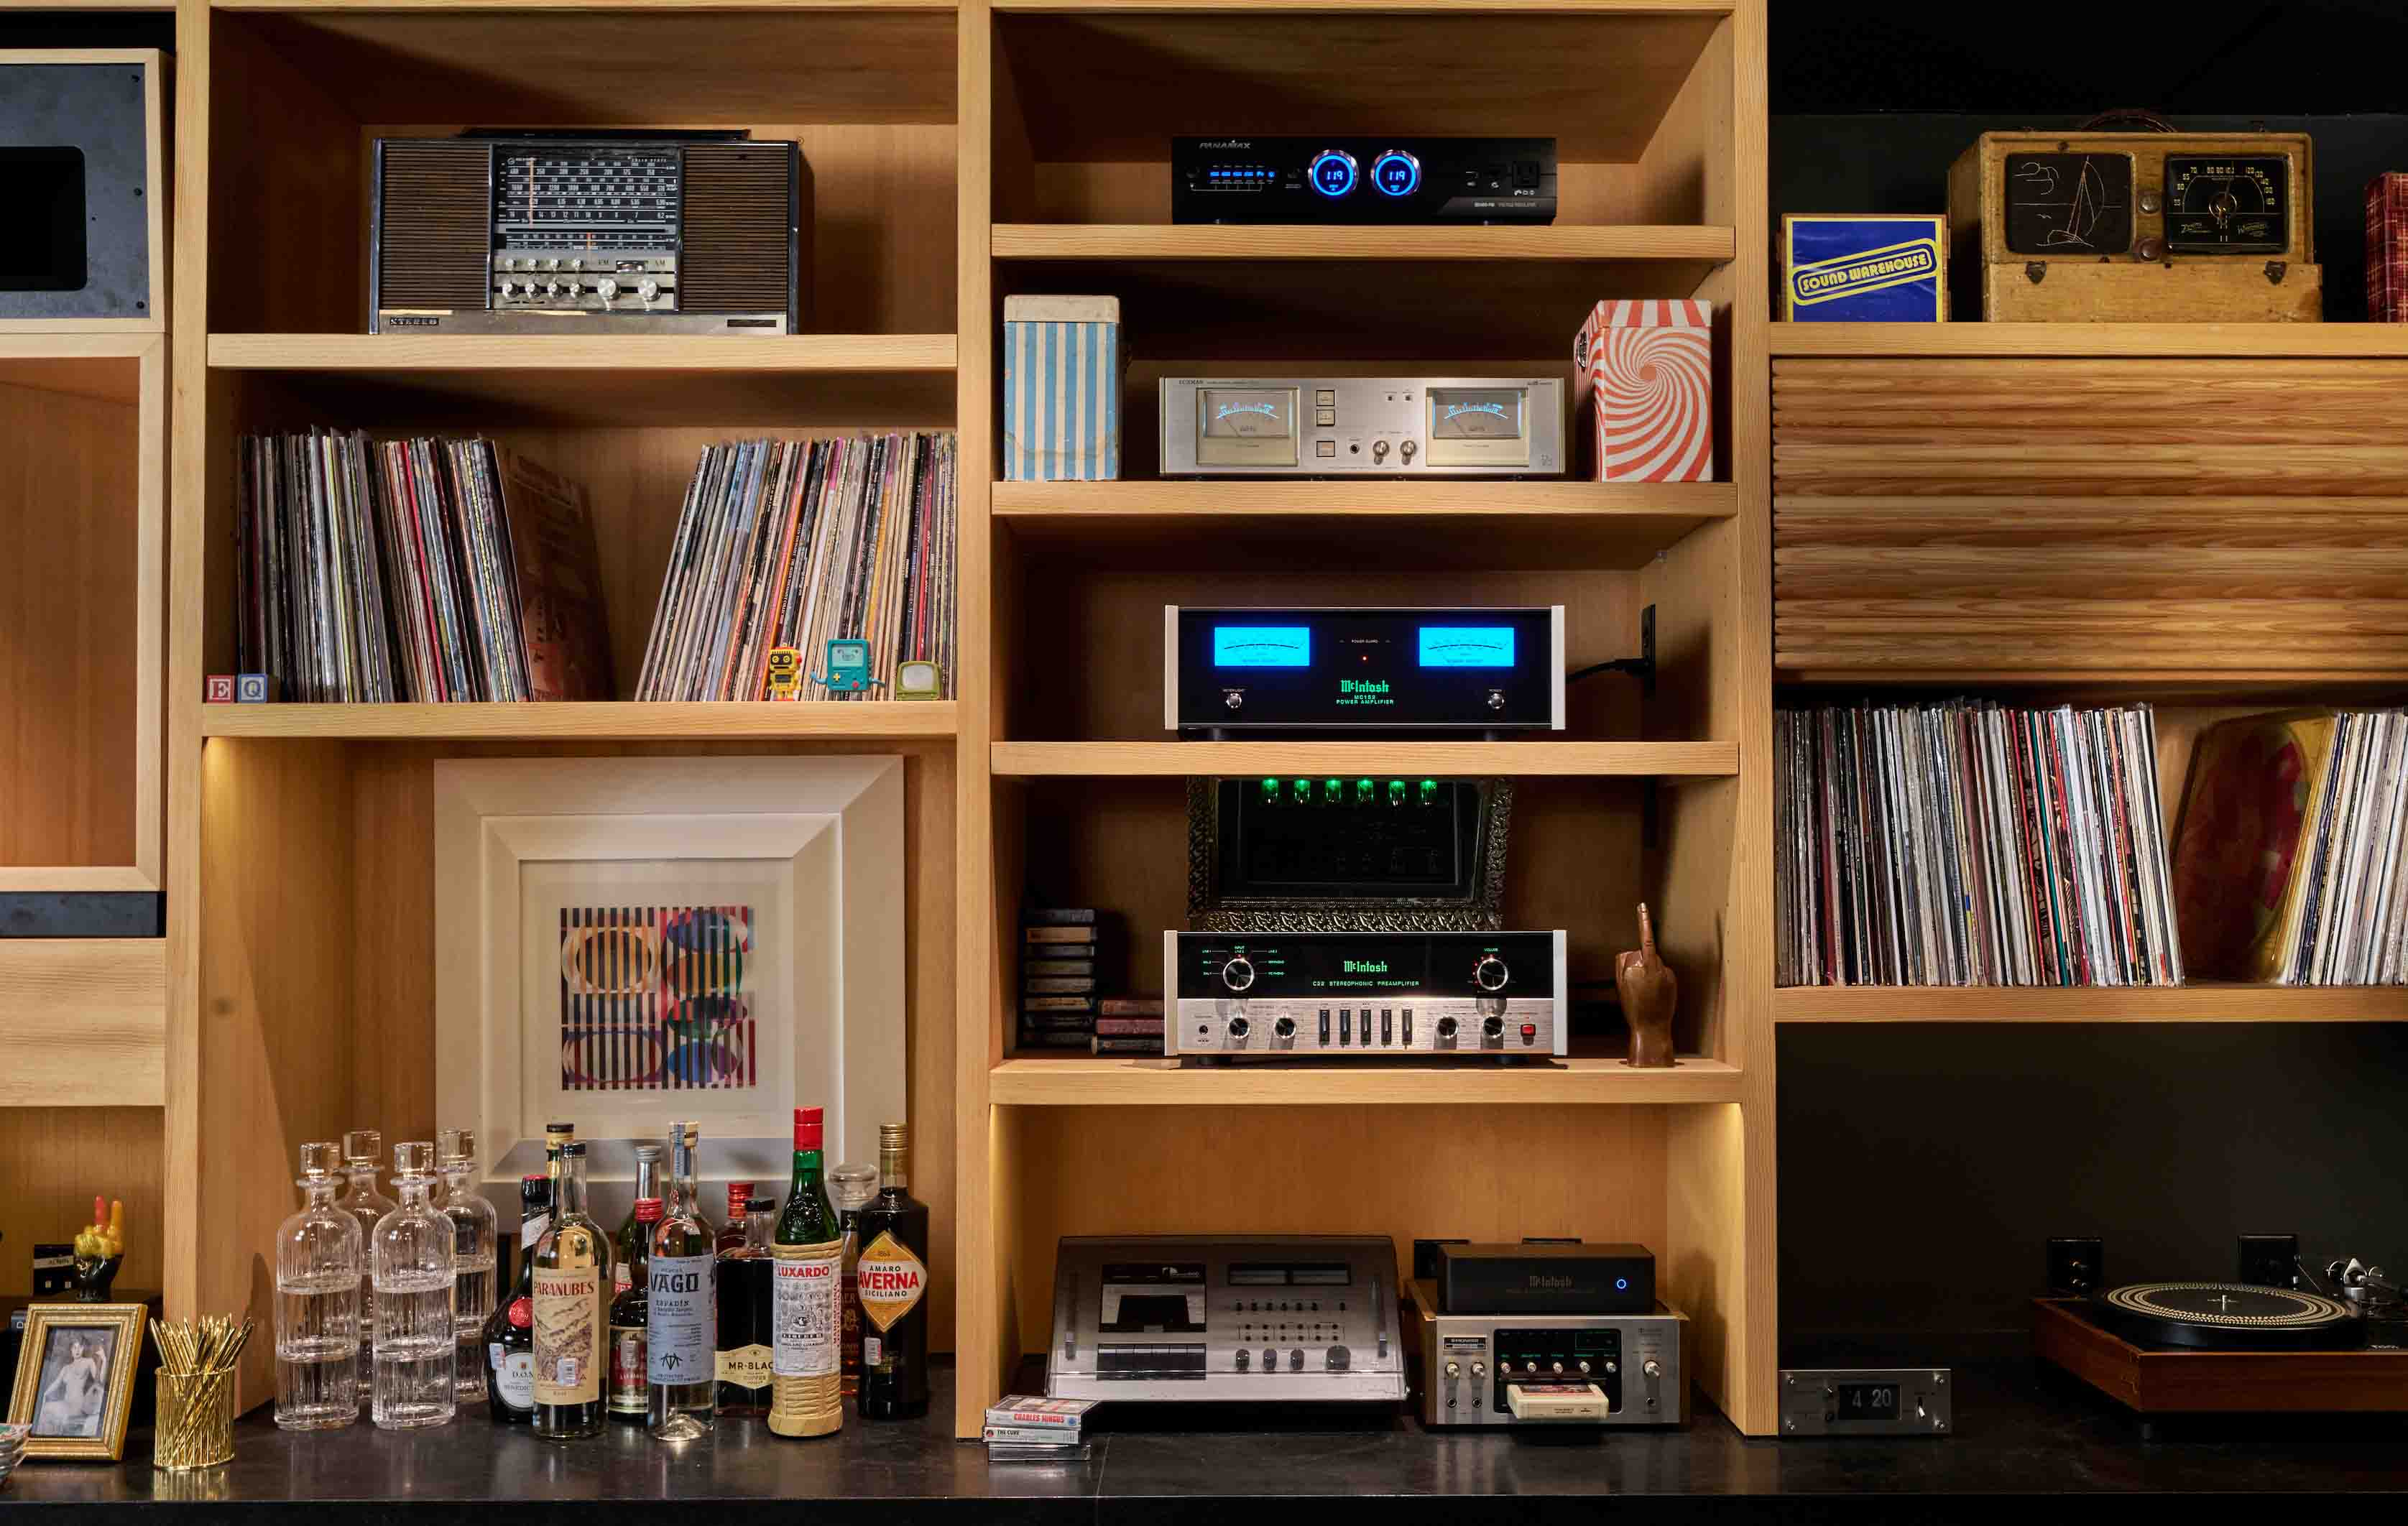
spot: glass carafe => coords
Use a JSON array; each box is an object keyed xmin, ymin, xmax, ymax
[
  {"xmin": 274, "ymin": 1141, "xmax": 361, "ymax": 1430},
  {"xmin": 436, "ymin": 1129, "xmax": 498, "ymax": 1404},
  {"xmin": 371, "ymin": 1141, "xmax": 458, "ymax": 1429},
  {"xmin": 336, "ymin": 1128, "xmax": 397, "ymax": 1395}
]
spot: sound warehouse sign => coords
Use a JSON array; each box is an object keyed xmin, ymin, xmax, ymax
[
  {"xmin": 858, "ymin": 1231, "xmax": 928, "ymax": 1331},
  {"xmin": 1790, "ymin": 239, "xmax": 1940, "ymax": 307}
]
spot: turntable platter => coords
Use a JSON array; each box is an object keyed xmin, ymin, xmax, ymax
[{"xmin": 2096, "ymin": 1281, "xmax": 2363, "ymax": 1351}]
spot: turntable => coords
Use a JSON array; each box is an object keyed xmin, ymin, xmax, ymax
[{"xmin": 2035, "ymin": 1280, "xmax": 2407, "ymax": 1418}]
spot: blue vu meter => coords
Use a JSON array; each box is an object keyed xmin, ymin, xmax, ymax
[
  {"xmin": 1309, "ymin": 149, "xmax": 1359, "ymax": 198},
  {"xmin": 1171, "ymin": 606, "xmax": 1564, "ymax": 734}
]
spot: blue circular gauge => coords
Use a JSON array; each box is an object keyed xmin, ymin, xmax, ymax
[
  {"xmin": 1372, "ymin": 150, "xmax": 1422, "ymax": 198},
  {"xmin": 1309, "ymin": 149, "xmax": 1359, "ymax": 198}
]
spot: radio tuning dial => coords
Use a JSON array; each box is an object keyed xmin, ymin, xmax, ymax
[
  {"xmin": 1473, "ymin": 955, "xmax": 1510, "ymax": 992},
  {"xmin": 597, "ymin": 277, "xmax": 619, "ymax": 301},
  {"xmin": 638, "ymin": 278, "xmax": 660, "ymax": 302},
  {"xmin": 1221, "ymin": 956, "xmax": 1256, "ymax": 992}
]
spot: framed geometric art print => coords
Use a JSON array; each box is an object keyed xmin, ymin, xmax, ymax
[{"xmin": 433, "ymin": 756, "xmax": 905, "ymax": 1190}]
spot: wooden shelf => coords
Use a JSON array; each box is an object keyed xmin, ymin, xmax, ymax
[
  {"xmin": 993, "ymin": 224, "xmax": 1734, "ymax": 264},
  {"xmin": 992, "ymin": 740, "xmax": 1738, "ymax": 777},
  {"xmin": 207, "ymin": 334, "xmax": 959, "ymax": 428},
  {"xmin": 199, "ymin": 701, "xmax": 958, "ymax": 741},
  {"xmin": 990, "ymin": 1052, "xmax": 1743, "ymax": 1106},
  {"xmin": 992, "ymin": 479, "xmax": 1732, "ymax": 571},
  {"xmin": 1775, "ymin": 984, "xmax": 2408, "ymax": 1025},
  {"xmin": 209, "ymin": 333, "xmax": 956, "ymax": 374},
  {"xmin": 1770, "ymin": 323, "xmax": 2408, "ymax": 359},
  {"xmin": 0, "ymin": 941, "xmax": 167, "ymax": 1108}
]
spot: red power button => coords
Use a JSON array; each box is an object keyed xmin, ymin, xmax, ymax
[{"xmin": 1519, "ymin": 1023, "xmax": 1537, "ymax": 1044}]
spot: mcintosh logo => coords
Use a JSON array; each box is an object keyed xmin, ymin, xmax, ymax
[{"xmin": 1343, "ymin": 959, "xmax": 1388, "ymax": 974}]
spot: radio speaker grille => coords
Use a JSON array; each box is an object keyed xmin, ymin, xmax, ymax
[
  {"xmin": 679, "ymin": 144, "xmax": 795, "ymax": 315},
  {"xmin": 375, "ymin": 142, "xmax": 491, "ymax": 311}
]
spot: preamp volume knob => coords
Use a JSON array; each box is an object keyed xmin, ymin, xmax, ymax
[
  {"xmin": 1482, "ymin": 1014, "xmax": 1505, "ymax": 1041},
  {"xmin": 1273, "ymin": 1016, "xmax": 1296, "ymax": 1040},
  {"xmin": 1473, "ymin": 956, "xmax": 1510, "ymax": 992},
  {"xmin": 1435, "ymin": 1016, "xmax": 1458, "ymax": 1040},
  {"xmin": 1221, "ymin": 956, "xmax": 1256, "ymax": 992},
  {"xmin": 1227, "ymin": 1015, "xmax": 1251, "ymax": 1041}
]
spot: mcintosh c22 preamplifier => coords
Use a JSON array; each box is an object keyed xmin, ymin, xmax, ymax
[
  {"xmin": 1164, "ymin": 928, "xmax": 1567, "ymax": 1059},
  {"xmin": 1166, "ymin": 606, "xmax": 1565, "ymax": 736}
]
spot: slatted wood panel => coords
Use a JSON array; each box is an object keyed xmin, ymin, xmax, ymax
[{"xmin": 1772, "ymin": 359, "xmax": 2408, "ymax": 678}]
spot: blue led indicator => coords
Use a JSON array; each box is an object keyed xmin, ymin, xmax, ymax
[
  {"xmin": 1417, "ymin": 626, "xmax": 1516, "ymax": 668},
  {"xmin": 1615, "ymin": 1277, "xmax": 1630, "ymax": 1291},
  {"xmin": 1214, "ymin": 626, "xmax": 1313, "ymax": 668}
]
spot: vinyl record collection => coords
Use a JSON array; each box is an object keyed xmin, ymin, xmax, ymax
[
  {"xmin": 634, "ymin": 434, "xmax": 957, "ymax": 701},
  {"xmin": 2172, "ymin": 709, "xmax": 2408, "ymax": 986},
  {"xmin": 236, "ymin": 432, "xmax": 613, "ymax": 702},
  {"xmin": 1776, "ymin": 701, "xmax": 2183, "ymax": 989}
]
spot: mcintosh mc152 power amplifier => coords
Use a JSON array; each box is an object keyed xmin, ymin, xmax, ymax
[
  {"xmin": 1165, "ymin": 929, "xmax": 1567, "ymax": 1059},
  {"xmin": 1166, "ymin": 606, "xmax": 1565, "ymax": 736}
]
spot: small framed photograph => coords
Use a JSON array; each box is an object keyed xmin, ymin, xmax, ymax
[{"xmin": 7, "ymin": 1304, "xmax": 147, "ymax": 1461}]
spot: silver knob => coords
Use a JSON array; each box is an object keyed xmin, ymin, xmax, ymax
[
  {"xmin": 1222, "ymin": 956, "xmax": 1255, "ymax": 992},
  {"xmin": 1444, "ymin": 1361, "xmax": 1460, "ymax": 1378},
  {"xmin": 545, "ymin": 282, "xmax": 561, "ymax": 298},
  {"xmin": 1372, "ymin": 440, "xmax": 1390, "ymax": 463},
  {"xmin": 567, "ymin": 257, "xmax": 583, "ymax": 272},
  {"xmin": 597, "ymin": 277, "xmax": 619, "ymax": 301},
  {"xmin": 1643, "ymin": 1359, "xmax": 1661, "ymax": 1379},
  {"xmin": 498, "ymin": 281, "xmax": 516, "ymax": 298},
  {"xmin": 1551, "ymin": 1361, "xmax": 1564, "ymax": 1374},
  {"xmin": 1473, "ymin": 956, "xmax": 1509, "ymax": 992},
  {"xmin": 1577, "ymin": 1360, "xmax": 1592, "ymax": 1374},
  {"xmin": 637, "ymin": 278, "xmax": 660, "ymax": 301},
  {"xmin": 1471, "ymin": 1361, "xmax": 1486, "ymax": 1378},
  {"xmin": 1401, "ymin": 440, "xmax": 1418, "ymax": 462},
  {"xmin": 544, "ymin": 257, "xmax": 560, "ymax": 270}
]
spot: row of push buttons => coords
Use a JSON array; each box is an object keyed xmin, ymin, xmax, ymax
[
  {"xmin": 1313, "ymin": 387, "xmax": 1339, "ymax": 458},
  {"xmin": 1316, "ymin": 1008, "xmax": 1409, "ymax": 1046}
]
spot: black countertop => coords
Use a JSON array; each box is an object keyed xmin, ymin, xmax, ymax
[{"xmin": 5, "ymin": 1359, "xmax": 2407, "ymax": 1522}]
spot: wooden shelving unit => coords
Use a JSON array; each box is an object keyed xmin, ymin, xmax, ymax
[
  {"xmin": 1771, "ymin": 323, "xmax": 2408, "ymax": 358},
  {"xmin": 990, "ymin": 1052, "xmax": 1744, "ymax": 1106},
  {"xmin": 200, "ymin": 702, "xmax": 959, "ymax": 741},
  {"xmin": 55, "ymin": 0, "xmax": 1779, "ymax": 1442}
]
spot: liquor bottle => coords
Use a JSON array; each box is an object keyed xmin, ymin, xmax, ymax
[
  {"xmin": 435, "ymin": 1128, "xmax": 497, "ymax": 1405},
  {"xmin": 274, "ymin": 1140, "xmax": 361, "ymax": 1430},
  {"xmin": 615, "ymin": 1142, "xmax": 664, "ymax": 1295},
  {"xmin": 647, "ymin": 1120, "xmax": 715, "ymax": 1441},
  {"xmin": 854, "ymin": 1123, "xmax": 931, "ymax": 1421},
  {"xmin": 371, "ymin": 1141, "xmax": 457, "ymax": 1429},
  {"xmin": 531, "ymin": 1140, "xmax": 611, "ymax": 1439},
  {"xmin": 827, "ymin": 1162, "xmax": 879, "ymax": 1397},
  {"xmin": 481, "ymin": 1173, "xmax": 550, "ymax": 1423},
  {"xmin": 769, "ymin": 1106, "xmax": 843, "ymax": 1438},
  {"xmin": 607, "ymin": 1196, "xmax": 658, "ymax": 1422},
  {"xmin": 714, "ymin": 1198, "xmax": 775, "ymax": 1416},
  {"xmin": 714, "ymin": 1181, "xmax": 757, "ymax": 1257},
  {"xmin": 336, "ymin": 1129, "xmax": 397, "ymax": 1395}
]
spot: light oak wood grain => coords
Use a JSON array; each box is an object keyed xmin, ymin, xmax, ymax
[
  {"xmin": 1776, "ymin": 984, "xmax": 2408, "ymax": 1023},
  {"xmin": 200, "ymin": 701, "xmax": 959, "ymax": 740},
  {"xmin": 208, "ymin": 333, "xmax": 957, "ymax": 374},
  {"xmin": 993, "ymin": 223, "xmax": 1735, "ymax": 263},
  {"xmin": 0, "ymin": 1108, "xmax": 165, "ymax": 1298},
  {"xmin": 991, "ymin": 1054, "xmax": 1743, "ymax": 1106},
  {"xmin": 993, "ymin": 740, "xmax": 1739, "ymax": 777},
  {"xmin": 0, "ymin": 942, "xmax": 167, "ymax": 1107},
  {"xmin": 1772, "ymin": 323, "xmax": 2408, "ymax": 357}
]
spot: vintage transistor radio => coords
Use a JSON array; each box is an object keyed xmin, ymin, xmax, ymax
[
  {"xmin": 370, "ymin": 132, "xmax": 805, "ymax": 335},
  {"xmin": 1947, "ymin": 128, "xmax": 2319, "ymax": 321}
]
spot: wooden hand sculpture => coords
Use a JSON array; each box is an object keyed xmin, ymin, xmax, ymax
[{"xmin": 1616, "ymin": 902, "xmax": 1676, "ymax": 1068}]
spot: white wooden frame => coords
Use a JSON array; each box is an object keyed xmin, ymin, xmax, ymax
[{"xmin": 434, "ymin": 755, "xmax": 905, "ymax": 1188}]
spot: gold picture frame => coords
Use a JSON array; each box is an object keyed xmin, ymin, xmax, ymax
[{"xmin": 8, "ymin": 1303, "xmax": 147, "ymax": 1461}]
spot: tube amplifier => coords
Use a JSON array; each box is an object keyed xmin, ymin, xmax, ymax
[{"xmin": 370, "ymin": 132, "xmax": 804, "ymax": 336}]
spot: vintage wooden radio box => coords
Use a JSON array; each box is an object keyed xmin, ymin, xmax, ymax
[{"xmin": 1946, "ymin": 131, "xmax": 2320, "ymax": 322}]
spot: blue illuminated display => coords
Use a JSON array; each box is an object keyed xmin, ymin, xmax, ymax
[
  {"xmin": 1417, "ymin": 626, "xmax": 1516, "ymax": 668},
  {"xmin": 1309, "ymin": 149, "xmax": 1358, "ymax": 198},
  {"xmin": 1372, "ymin": 151, "xmax": 1421, "ymax": 198},
  {"xmin": 1214, "ymin": 626, "xmax": 1313, "ymax": 667}
]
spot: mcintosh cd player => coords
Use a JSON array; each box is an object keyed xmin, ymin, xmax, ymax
[
  {"xmin": 1166, "ymin": 606, "xmax": 1565, "ymax": 736},
  {"xmin": 1164, "ymin": 929, "xmax": 1567, "ymax": 1059}
]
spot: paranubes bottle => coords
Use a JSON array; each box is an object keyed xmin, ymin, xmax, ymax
[{"xmin": 854, "ymin": 1122, "xmax": 931, "ymax": 1421}]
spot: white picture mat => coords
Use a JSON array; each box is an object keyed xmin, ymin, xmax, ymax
[{"xmin": 435, "ymin": 757, "xmax": 904, "ymax": 1190}]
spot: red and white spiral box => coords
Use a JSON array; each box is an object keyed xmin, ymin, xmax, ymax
[{"xmin": 1572, "ymin": 300, "xmax": 1715, "ymax": 482}]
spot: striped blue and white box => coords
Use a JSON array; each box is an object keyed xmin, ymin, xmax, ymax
[{"xmin": 1004, "ymin": 295, "xmax": 1124, "ymax": 480}]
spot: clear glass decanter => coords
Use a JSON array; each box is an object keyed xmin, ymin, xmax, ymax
[
  {"xmin": 275, "ymin": 1140, "xmax": 361, "ymax": 1430},
  {"xmin": 436, "ymin": 1128, "xmax": 498, "ymax": 1403},
  {"xmin": 372, "ymin": 1140, "xmax": 458, "ymax": 1429},
  {"xmin": 337, "ymin": 1127, "xmax": 398, "ymax": 1392}
]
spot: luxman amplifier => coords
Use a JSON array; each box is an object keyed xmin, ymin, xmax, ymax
[
  {"xmin": 1434, "ymin": 1243, "xmax": 1656, "ymax": 1315},
  {"xmin": 1165, "ymin": 606, "xmax": 1565, "ymax": 735},
  {"xmin": 1046, "ymin": 1236, "xmax": 1406, "ymax": 1404},
  {"xmin": 1161, "ymin": 376, "xmax": 1564, "ymax": 477},
  {"xmin": 1163, "ymin": 929, "xmax": 1567, "ymax": 1058},
  {"xmin": 370, "ymin": 133, "xmax": 804, "ymax": 335},
  {"xmin": 1173, "ymin": 137, "xmax": 1556, "ymax": 224},
  {"xmin": 1410, "ymin": 1280, "xmax": 1687, "ymax": 1428}
]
